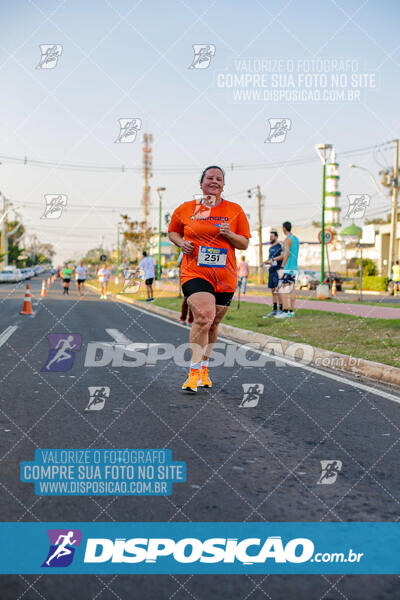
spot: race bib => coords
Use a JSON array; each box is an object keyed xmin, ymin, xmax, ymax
[{"xmin": 197, "ymin": 246, "xmax": 227, "ymax": 268}]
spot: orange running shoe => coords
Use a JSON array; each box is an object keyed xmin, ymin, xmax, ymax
[
  {"xmin": 199, "ymin": 365, "xmax": 212, "ymax": 388},
  {"xmin": 182, "ymin": 368, "xmax": 201, "ymax": 393}
]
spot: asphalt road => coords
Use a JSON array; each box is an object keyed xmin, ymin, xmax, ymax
[{"xmin": 0, "ymin": 275, "xmax": 399, "ymax": 599}]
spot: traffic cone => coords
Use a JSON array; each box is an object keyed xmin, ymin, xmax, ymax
[
  {"xmin": 47, "ymin": 277, "xmax": 51, "ymax": 287},
  {"xmin": 40, "ymin": 280, "xmax": 47, "ymax": 297},
  {"xmin": 332, "ymin": 280, "xmax": 337, "ymax": 296},
  {"xmin": 20, "ymin": 283, "xmax": 33, "ymax": 315}
]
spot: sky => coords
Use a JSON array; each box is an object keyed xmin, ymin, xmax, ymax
[{"xmin": 0, "ymin": 0, "xmax": 399, "ymax": 264}]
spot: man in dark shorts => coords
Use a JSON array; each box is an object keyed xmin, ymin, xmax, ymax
[
  {"xmin": 262, "ymin": 230, "xmax": 283, "ymax": 317},
  {"xmin": 61, "ymin": 264, "xmax": 72, "ymax": 295},
  {"xmin": 139, "ymin": 251, "xmax": 156, "ymax": 302},
  {"xmin": 75, "ymin": 262, "xmax": 87, "ymax": 296}
]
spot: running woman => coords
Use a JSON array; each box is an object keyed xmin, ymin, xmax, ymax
[
  {"xmin": 275, "ymin": 221, "xmax": 299, "ymax": 319},
  {"xmin": 75, "ymin": 262, "xmax": 87, "ymax": 296},
  {"xmin": 61, "ymin": 264, "xmax": 72, "ymax": 295},
  {"xmin": 98, "ymin": 263, "xmax": 111, "ymax": 299},
  {"xmin": 262, "ymin": 229, "xmax": 283, "ymax": 317},
  {"xmin": 168, "ymin": 165, "xmax": 250, "ymax": 392}
]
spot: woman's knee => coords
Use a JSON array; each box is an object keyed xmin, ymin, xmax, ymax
[{"xmin": 191, "ymin": 303, "xmax": 215, "ymax": 329}]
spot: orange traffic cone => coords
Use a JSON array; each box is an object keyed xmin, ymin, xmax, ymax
[
  {"xmin": 40, "ymin": 280, "xmax": 47, "ymax": 297},
  {"xmin": 47, "ymin": 277, "xmax": 51, "ymax": 287},
  {"xmin": 20, "ymin": 283, "xmax": 33, "ymax": 315},
  {"xmin": 332, "ymin": 280, "xmax": 337, "ymax": 296}
]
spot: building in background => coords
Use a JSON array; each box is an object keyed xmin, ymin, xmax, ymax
[
  {"xmin": 244, "ymin": 223, "xmax": 400, "ymax": 276},
  {"xmin": 325, "ymin": 149, "xmax": 341, "ymax": 230}
]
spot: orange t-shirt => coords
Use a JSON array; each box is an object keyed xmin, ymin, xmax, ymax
[{"xmin": 168, "ymin": 198, "xmax": 251, "ymax": 293}]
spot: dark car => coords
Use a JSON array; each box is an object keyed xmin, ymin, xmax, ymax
[{"xmin": 324, "ymin": 272, "xmax": 343, "ymax": 291}]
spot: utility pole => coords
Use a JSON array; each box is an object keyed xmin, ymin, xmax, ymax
[
  {"xmin": 248, "ymin": 186, "xmax": 264, "ymax": 284},
  {"xmin": 156, "ymin": 187, "xmax": 166, "ymax": 280},
  {"xmin": 142, "ymin": 134, "xmax": 153, "ymax": 227},
  {"xmin": 388, "ymin": 139, "xmax": 399, "ymax": 278},
  {"xmin": 315, "ymin": 143, "xmax": 333, "ymax": 284},
  {"xmin": 1, "ymin": 194, "xmax": 9, "ymax": 268},
  {"xmin": 257, "ymin": 185, "xmax": 264, "ymax": 284}
]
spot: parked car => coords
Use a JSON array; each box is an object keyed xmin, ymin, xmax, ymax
[
  {"xmin": 0, "ymin": 267, "xmax": 23, "ymax": 283},
  {"xmin": 20, "ymin": 268, "xmax": 35, "ymax": 280},
  {"xmin": 324, "ymin": 272, "xmax": 343, "ymax": 291},
  {"xmin": 296, "ymin": 269, "xmax": 320, "ymax": 290}
]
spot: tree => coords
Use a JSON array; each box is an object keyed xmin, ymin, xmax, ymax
[
  {"xmin": 120, "ymin": 215, "xmax": 155, "ymax": 250},
  {"xmin": 365, "ymin": 216, "xmax": 389, "ymax": 225},
  {"xmin": 356, "ymin": 257, "xmax": 377, "ymax": 276},
  {"xmin": 7, "ymin": 220, "xmax": 26, "ymax": 267}
]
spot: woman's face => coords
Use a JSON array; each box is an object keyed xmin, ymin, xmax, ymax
[{"xmin": 200, "ymin": 168, "xmax": 224, "ymax": 198}]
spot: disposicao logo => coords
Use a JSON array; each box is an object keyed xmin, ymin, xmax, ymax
[
  {"xmin": 42, "ymin": 529, "xmax": 82, "ymax": 567},
  {"xmin": 83, "ymin": 536, "xmax": 314, "ymax": 564}
]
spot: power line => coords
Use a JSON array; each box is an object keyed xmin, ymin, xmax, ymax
[{"xmin": 0, "ymin": 141, "xmax": 395, "ymax": 174}]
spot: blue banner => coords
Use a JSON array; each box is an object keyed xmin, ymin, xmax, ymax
[{"xmin": 0, "ymin": 522, "xmax": 398, "ymax": 574}]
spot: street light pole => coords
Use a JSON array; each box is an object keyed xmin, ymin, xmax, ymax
[
  {"xmin": 315, "ymin": 144, "xmax": 333, "ymax": 284},
  {"xmin": 156, "ymin": 187, "xmax": 166, "ymax": 280},
  {"xmin": 388, "ymin": 139, "xmax": 399, "ymax": 277}
]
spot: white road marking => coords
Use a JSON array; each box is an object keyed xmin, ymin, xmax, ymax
[
  {"xmin": 105, "ymin": 328, "xmax": 134, "ymax": 344},
  {"xmin": 0, "ymin": 326, "xmax": 18, "ymax": 349},
  {"xmin": 123, "ymin": 302, "xmax": 400, "ymax": 405}
]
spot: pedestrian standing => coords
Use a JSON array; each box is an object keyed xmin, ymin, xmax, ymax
[{"xmin": 237, "ymin": 256, "xmax": 249, "ymax": 294}]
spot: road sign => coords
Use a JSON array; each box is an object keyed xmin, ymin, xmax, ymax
[
  {"xmin": 100, "ymin": 254, "xmax": 107, "ymax": 262},
  {"xmin": 318, "ymin": 229, "xmax": 334, "ymax": 244}
]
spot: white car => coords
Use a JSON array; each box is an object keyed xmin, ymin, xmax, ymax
[
  {"xmin": 0, "ymin": 267, "xmax": 23, "ymax": 283},
  {"xmin": 20, "ymin": 268, "xmax": 34, "ymax": 280}
]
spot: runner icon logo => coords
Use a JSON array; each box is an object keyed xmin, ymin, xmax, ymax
[
  {"xmin": 41, "ymin": 194, "xmax": 67, "ymax": 219},
  {"xmin": 188, "ymin": 44, "xmax": 216, "ymax": 69},
  {"xmin": 265, "ymin": 118, "xmax": 291, "ymax": 143},
  {"xmin": 345, "ymin": 194, "xmax": 370, "ymax": 219},
  {"xmin": 317, "ymin": 460, "xmax": 342, "ymax": 485},
  {"xmin": 239, "ymin": 383, "xmax": 264, "ymax": 408},
  {"xmin": 120, "ymin": 268, "xmax": 144, "ymax": 294},
  {"xmin": 85, "ymin": 386, "xmax": 110, "ymax": 411},
  {"xmin": 41, "ymin": 333, "xmax": 82, "ymax": 373},
  {"xmin": 114, "ymin": 118, "xmax": 142, "ymax": 143},
  {"xmin": 42, "ymin": 529, "xmax": 82, "ymax": 567},
  {"xmin": 36, "ymin": 44, "xmax": 63, "ymax": 69}
]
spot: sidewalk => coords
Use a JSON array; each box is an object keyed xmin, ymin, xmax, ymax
[
  {"xmin": 155, "ymin": 280, "xmax": 400, "ymax": 319},
  {"xmin": 238, "ymin": 294, "xmax": 400, "ymax": 320}
]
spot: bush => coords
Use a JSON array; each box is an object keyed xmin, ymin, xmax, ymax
[
  {"xmin": 356, "ymin": 258, "xmax": 377, "ymax": 276},
  {"xmin": 355, "ymin": 276, "xmax": 388, "ymax": 291}
]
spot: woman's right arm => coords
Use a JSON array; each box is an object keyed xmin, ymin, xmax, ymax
[{"xmin": 168, "ymin": 232, "xmax": 194, "ymax": 255}]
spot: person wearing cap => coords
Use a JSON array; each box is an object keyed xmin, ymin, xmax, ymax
[{"xmin": 262, "ymin": 229, "xmax": 283, "ymax": 317}]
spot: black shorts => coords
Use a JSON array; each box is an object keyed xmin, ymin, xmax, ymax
[
  {"xmin": 77, "ymin": 279, "xmax": 85, "ymax": 284},
  {"xmin": 145, "ymin": 278, "xmax": 154, "ymax": 285},
  {"xmin": 182, "ymin": 278, "xmax": 234, "ymax": 306},
  {"xmin": 63, "ymin": 278, "xmax": 71, "ymax": 283},
  {"xmin": 268, "ymin": 270, "xmax": 279, "ymax": 290}
]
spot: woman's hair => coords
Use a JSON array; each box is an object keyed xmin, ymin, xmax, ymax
[{"xmin": 200, "ymin": 165, "xmax": 225, "ymax": 183}]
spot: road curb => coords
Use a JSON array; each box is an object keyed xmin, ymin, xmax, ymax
[{"xmin": 114, "ymin": 294, "xmax": 400, "ymax": 388}]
